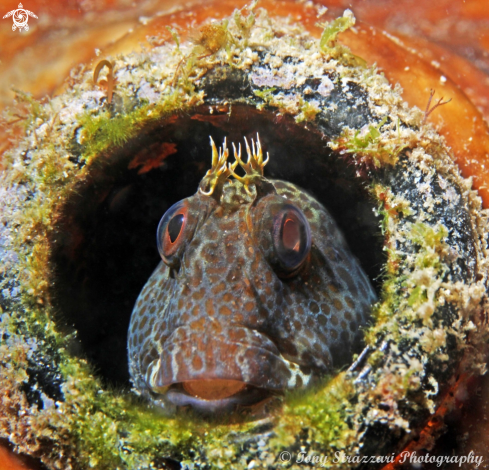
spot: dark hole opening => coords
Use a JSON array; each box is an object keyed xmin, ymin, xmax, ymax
[{"xmin": 49, "ymin": 105, "xmax": 384, "ymax": 387}]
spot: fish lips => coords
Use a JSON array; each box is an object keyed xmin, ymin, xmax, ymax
[{"xmin": 146, "ymin": 326, "xmax": 293, "ymax": 411}]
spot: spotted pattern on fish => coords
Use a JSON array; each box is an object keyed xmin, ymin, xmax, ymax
[{"xmin": 127, "ymin": 136, "xmax": 376, "ymax": 412}]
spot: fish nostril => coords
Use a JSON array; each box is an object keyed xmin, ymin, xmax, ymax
[{"xmin": 182, "ymin": 379, "xmax": 246, "ymax": 400}]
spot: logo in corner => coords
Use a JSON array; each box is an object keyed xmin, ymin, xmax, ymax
[{"xmin": 3, "ymin": 3, "xmax": 38, "ymax": 32}]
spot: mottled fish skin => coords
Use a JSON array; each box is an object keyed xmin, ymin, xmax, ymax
[{"xmin": 127, "ymin": 139, "xmax": 376, "ymax": 413}]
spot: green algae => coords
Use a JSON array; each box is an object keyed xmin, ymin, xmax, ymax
[
  {"xmin": 234, "ymin": 1, "xmax": 257, "ymax": 47},
  {"xmin": 319, "ymin": 10, "xmax": 366, "ymax": 68},
  {"xmin": 330, "ymin": 116, "xmax": 410, "ymax": 168},
  {"xmin": 271, "ymin": 374, "xmax": 357, "ymax": 457},
  {"xmin": 319, "ymin": 10, "xmax": 356, "ymax": 60},
  {"xmin": 253, "ymin": 87, "xmax": 276, "ymax": 109},
  {"xmin": 294, "ymin": 98, "xmax": 321, "ymax": 123},
  {"xmin": 78, "ymin": 110, "xmax": 135, "ymax": 157},
  {"xmin": 8, "ymin": 88, "xmax": 49, "ymax": 130},
  {"xmin": 77, "ymin": 89, "xmax": 203, "ymax": 163}
]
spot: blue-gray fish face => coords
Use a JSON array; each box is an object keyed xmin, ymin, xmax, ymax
[{"xmin": 127, "ymin": 137, "xmax": 377, "ymax": 414}]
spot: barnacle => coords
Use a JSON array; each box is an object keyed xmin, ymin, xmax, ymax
[{"xmin": 0, "ymin": 1, "xmax": 489, "ymax": 469}]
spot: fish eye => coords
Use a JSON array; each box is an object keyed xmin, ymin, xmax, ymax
[
  {"xmin": 157, "ymin": 200, "xmax": 190, "ymax": 266},
  {"xmin": 272, "ymin": 205, "xmax": 311, "ymax": 274},
  {"xmin": 167, "ymin": 213, "xmax": 185, "ymax": 243}
]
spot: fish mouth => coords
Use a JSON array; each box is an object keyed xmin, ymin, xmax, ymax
[
  {"xmin": 164, "ymin": 380, "xmax": 275, "ymax": 414},
  {"xmin": 145, "ymin": 326, "xmax": 294, "ymax": 412}
]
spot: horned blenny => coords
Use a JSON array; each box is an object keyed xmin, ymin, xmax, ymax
[
  {"xmin": 128, "ymin": 135, "xmax": 376, "ymax": 413},
  {"xmin": 4, "ymin": 2, "xmax": 489, "ymax": 467}
]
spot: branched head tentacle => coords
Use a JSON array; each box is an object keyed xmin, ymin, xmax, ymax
[
  {"xmin": 229, "ymin": 133, "xmax": 269, "ymax": 195},
  {"xmin": 199, "ymin": 137, "xmax": 232, "ymax": 200},
  {"xmin": 199, "ymin": 133, "xmax": 270, "ymax": 199}
]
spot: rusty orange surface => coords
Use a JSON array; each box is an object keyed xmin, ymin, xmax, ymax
[{"xmin": 0, "ymin": 443, "xmax": 41, "ymax": 470}]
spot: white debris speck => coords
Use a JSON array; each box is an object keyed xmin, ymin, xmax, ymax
[
  {"xmin": 137, "ymin": 79, "xmax": 160, "ymax": 104},
  {"xmin": 251, "ymin": 67, "xmax": 294, "ymax": 89},
  {"xmin": 41, "ymin": 393, "xmax": 56, "ymax": 410},
  {"xmin": 442, "ymin": 186, "xmax": 460, "ymax": 205},
  {"xmin": 317, "ymin": 5, "xmax": 328, "ymax": 17},
  {"xmin": 317, "ymin": 76, "xmax": 334, "ymax": 97}
]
